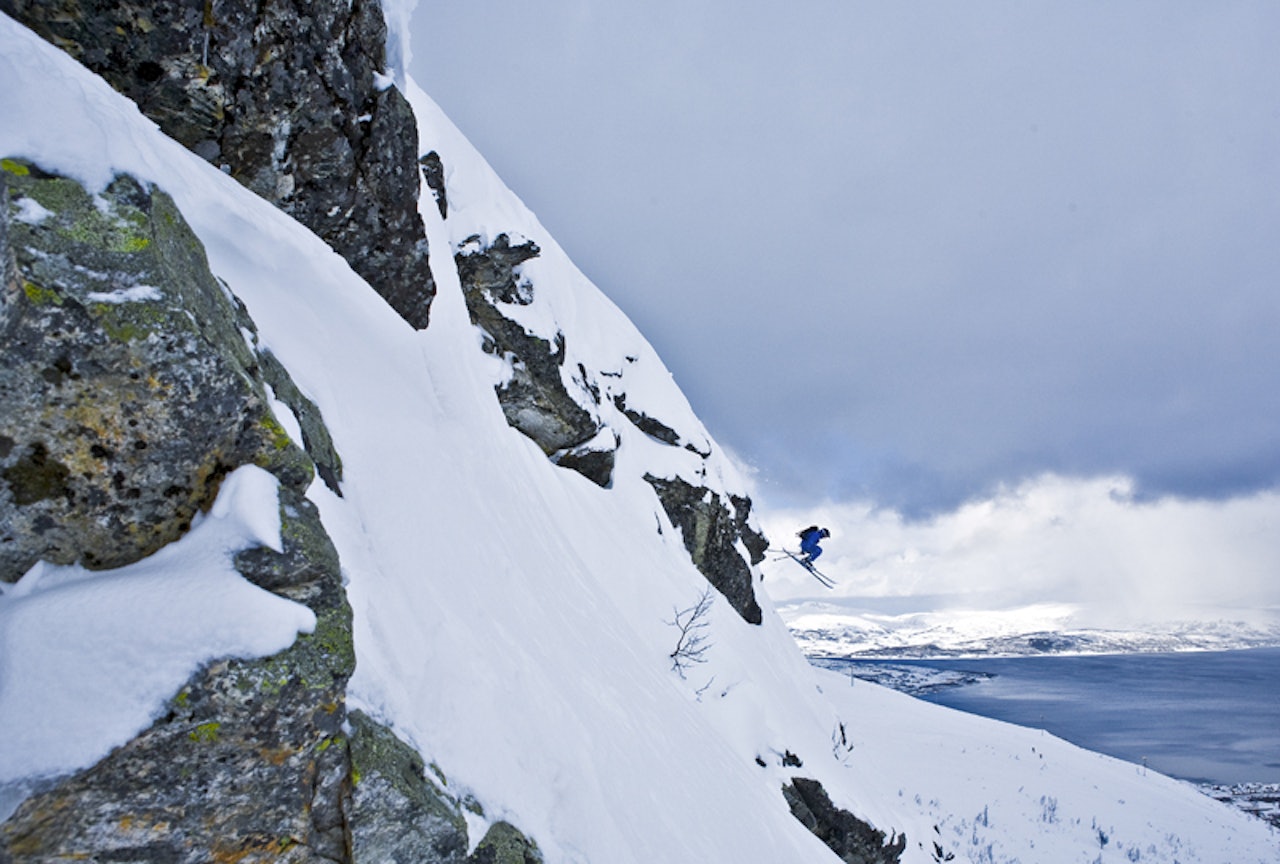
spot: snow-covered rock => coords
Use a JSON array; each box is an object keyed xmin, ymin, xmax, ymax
[{"xmin": 0, "ymin": 7, "xmax": 1276, "ymax": 864}]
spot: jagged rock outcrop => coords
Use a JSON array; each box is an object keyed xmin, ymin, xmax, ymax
[
  {"xmin": 783, "ymin": 777, "xmax": 906, "ymax": 864},
  {"xmin": 645, "ymin": 473, "xmax": 766, "ymax": 625},
  {"xmin": 0, "ymin": 161, "xmax": 350, "ymax": 859},
  {"xmin": 613, "ymin": 393, "xmax": 681, "ymax": 447},
  {"xmin": 1, "ymin": 0, "xmax": 435, "ymax": 328},
  {"xmin": 259, "ymin": 349, "xmax": 344, "ymax": 496},
  {"xmin": 420, "ymin": 151, "xmax": 448, "ymax": 220},
  {"xmin": 0, "ymin": 167, "xmax": 14, "ymax": 299},
  {"xmin": 456, "ymin": 233, "xmax": 614, "ymax": 485},
  {"xmin": 0, "ymin": 159, "xmax": 315, "ymax": 582},
  {"xmin": 0, "ymin": 484, "xmax": 355, "ymax": 863},
  {"xmin": 451, "ymin": 232, "xmax": 769, "ymax": 607},
  {"xmin": 347, "ymin": 714, "xmax": 545, "ymax": 864},
  {"xmin": 348, "ymin": 710, "xmax": 470, "ymax": 863},
  {"xmin": 468, "ymin": 822, "xmax": 544, "ymax": 864},
  {"xmin": 730, "ymin": 493, "xmax": 771, "ymax": 565},
  {"xmin": 0, "ymin": 161, "xmax": 541, "ymax": 864}
]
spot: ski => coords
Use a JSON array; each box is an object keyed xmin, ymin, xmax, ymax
[{"xmin": 774, "ymin": 549, "xmax": 836, "ymax": 589}]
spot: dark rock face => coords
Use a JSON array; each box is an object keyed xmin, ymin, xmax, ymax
[
  {"xmin": 348, "ymin": 711, "xmax": 470, "ymax": 864},
  {"xmin": 551, "ymin": 430, "xmax": 619, "ymax": 489},
  {"xmin": 1, "ymin": 0, "xmax": 436, "ymax": 328},
  {"xmin": 0, "ymin": 162, "xmax": 543, "ymax": 864},
  {"xmin": 783, "ymin": 777, "xmax": 906, "ymax": 864},
  {"xmin": 420, "ymin": 151, "xmax": 448, "ymax": 220},
  {"xmin": 0, "ymin": 490, "xmax": 355, "ymax": 863},
  {"xmin": 259, "ymin": 349, "xmax": 344, "ymax": 496},
  {"xmin": 468, "ymin": 822, "xmax": 544, "ymax": 864},
  {"xmin": 0, "ymin": 160, "xmax": 316, "ymax": 582},
  {"xmin": 644, "ymin": 473, "xmax": 764, "ymax": 625},
  {"xmin": 612, "ymin": 393, "xmax": 681, "ymax": 446},
  {"xmin": 730, "ymin": 493, "xmax": 770, "ymax": 565},
  {"xmin": 454, "ymin": 230, "xmax": 771, "ymax": 622},
  {"xmin": 0, "ymin": 169, "xmax": 14, "ymax": 300},
  {"xmin": 0, "ymin": 161, "xmax": 356, "ymax": 852},
  {"xmin": 347, "ymin": 711, "xmax": 545, "ymax": 864},
  {"xmin": 456, "ymin": 234, "xmax": 607, "ymax": 480}
]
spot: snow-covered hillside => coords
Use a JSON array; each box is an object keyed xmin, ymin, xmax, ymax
[{"xmin": 1, "ymin": 13, "xmax": 1276, "ymax": 863}]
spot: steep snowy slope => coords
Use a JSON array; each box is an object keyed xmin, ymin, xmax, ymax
[{"xmin": 1, "ymin": 13, "xmax": 1276, "ymax": 863}]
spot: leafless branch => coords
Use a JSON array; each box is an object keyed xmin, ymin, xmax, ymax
[{"xmin": 667, "ymin": 585, "xmax": 714, "ymax": 678}]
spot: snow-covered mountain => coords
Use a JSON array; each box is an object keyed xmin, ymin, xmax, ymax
[
  {"xmin": 781, "ymin": 600, "xmax": 1280, "ymax": 658},
  {"xmin": 1, "ymin": 6, "xmax": 1276, "ymax": 863}
]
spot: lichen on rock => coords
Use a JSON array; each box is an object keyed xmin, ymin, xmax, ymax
[
  {"xmin": 0, "ymin": 486, "xmax": 355, "ymax": 863},
  {"xmin": 1, "ymin": 0, "xmax": 436, "ymax": 329},
  {"xmin": 0, "ymin": 158, "xmax": 550, "ymax": 864},
  {"xmin": 347, "ymin": 711, "xmax": 470, "ymax": 864},
  {"xmin": 644, "ymin": 473, "xmax": 764, "ymax": 625},
  {"xmin": 0, "ymin": 160, "xmax": 324, "ymax": 582},
  {"xmin": 259, "ymin": 350, "xmax": 344, "ymax": 495}
]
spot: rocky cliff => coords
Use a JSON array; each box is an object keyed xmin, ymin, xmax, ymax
[
  {"xmin": 0, "ymin": 160, "xmax": 314, "ymax": 582},
  {"xmin": 5, "ymin": 7, "xmax": 1278, "ymax": 862},
  {"xmin": 0, "ymin": 0, "xmax": 770, "ymax": 626},
  {"xmin": 0, "ymin": 155, "xmax": 544, "ymax": 863},
  {"xmin": 453, "ymin": 231, "xmax": 770, "ymax": 624},
  {"xmin": 0, "ymin": 0, "xmax": 542, "ymax": 852},
  {"xmin": 1, "ymin": 0, "xmax": 435, "ymax": 328},
  {"xmin": 0, "ymin": 2, "xmax": 787, "ymax": 860}
]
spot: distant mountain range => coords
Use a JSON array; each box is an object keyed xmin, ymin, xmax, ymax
[{"xmin": 779, "ymin": 601, "xmax": 1280, "ymax": 658}]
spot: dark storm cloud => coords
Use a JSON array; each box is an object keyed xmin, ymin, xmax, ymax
[{"xmin": 411, "ymin": 1, "xmax": 1280, "ymax": 514}]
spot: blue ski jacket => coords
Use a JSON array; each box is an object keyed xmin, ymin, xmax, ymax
[{"xmin": 800, "ymin": 528, "xmax": 825, "ymax": 559}]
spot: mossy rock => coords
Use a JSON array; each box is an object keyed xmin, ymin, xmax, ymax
[
  {"xmin": 259, "ymin": 350, "xmax": 344, "ymax": 495},
  {"xmin": 348, "ymin": 711, "xmax": 470, "ymax": 863},
  {"xmin": 467, "ymin": 822, "xmax": 543, "ymax": 864},
  {"xmin": 645, "ymin": 473, "xmax": 763, "ymax": 625},
  {"xmin": 234, "ymin": 487, "xmax": 352, "ymax": 687},
  {"xmin": 3, "ymin": 0, "xmax": 437, "ymax": 329},
  {"xmin": 0, "ymin": 160, "xmax": 320, "ymax": 581},
  {"xmin": 0, "ymin": 463, "xmax": 354, "ymax": 861}
]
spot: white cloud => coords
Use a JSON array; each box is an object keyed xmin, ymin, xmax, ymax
[
  {"xmin": 411, "ymin": 1, "xmax": 1280, "ymax": 514},
  {"xmin": 758, "ymin": 474, "xmax": 1280, "ymax": 627}
]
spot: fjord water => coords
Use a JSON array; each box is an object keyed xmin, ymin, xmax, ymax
[{"xmin": 845, "ymin": 648, "xmax": 1280, "ymax": 785}]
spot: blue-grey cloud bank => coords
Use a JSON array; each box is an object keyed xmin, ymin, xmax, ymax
[{"xmin": 411, "ymin": 2, "xmax": 1280, "ymax": 516}]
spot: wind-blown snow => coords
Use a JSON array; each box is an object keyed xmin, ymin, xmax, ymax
[
  {"xmin": 0, "ymin": 466, "xmax": 313, "ymax": 791},
  {"xmin": 1, "ymin": 15, "xmax": 1275, "ymax": 862}
]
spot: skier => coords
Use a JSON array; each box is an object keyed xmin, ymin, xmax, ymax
[{"xmin": 798, "ymin": 525, "xmax": 831, "ymax": 566}]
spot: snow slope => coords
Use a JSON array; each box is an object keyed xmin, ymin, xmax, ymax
[{"xmin": 1, "ymin": 14, "xmax": 1276, "ymax": 863}]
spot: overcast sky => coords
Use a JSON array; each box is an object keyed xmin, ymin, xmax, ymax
[{"xmin": 409, "ymin": 3, "xmax": 1280, "ymax": 524}]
